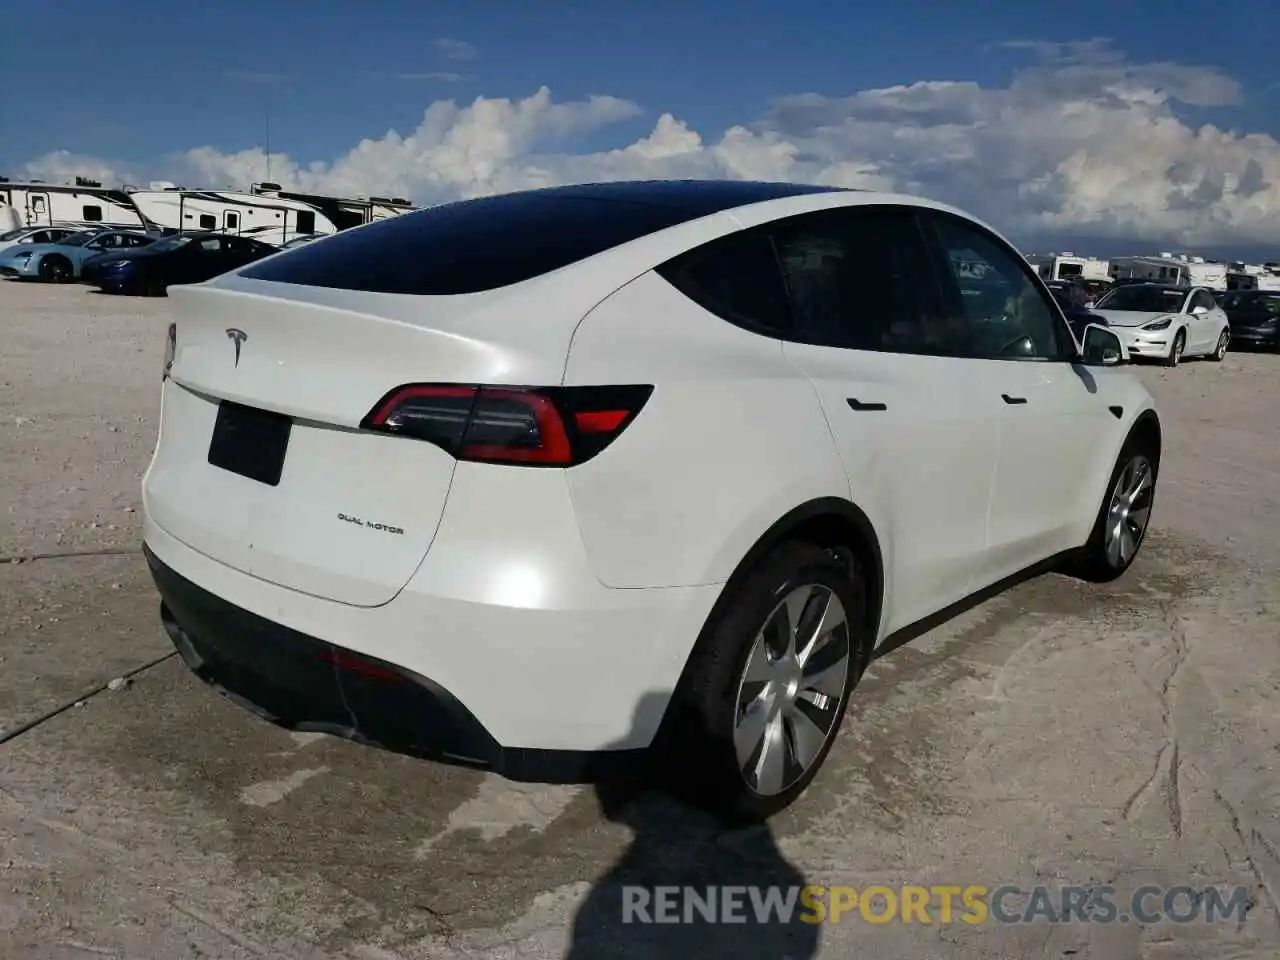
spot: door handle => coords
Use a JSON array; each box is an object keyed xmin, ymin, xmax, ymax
[
  {"xmin": 1001, "ymin": 394, "xmax": 1028, "ymax": 405},
  {"xmin": 847, "ymin": 398, "xmax": 887, "ymax": 412}
]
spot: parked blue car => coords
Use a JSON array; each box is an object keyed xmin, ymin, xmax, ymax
[{"xmin": 0, "ymin": 229, "xmax": 161, "ymax": 282}]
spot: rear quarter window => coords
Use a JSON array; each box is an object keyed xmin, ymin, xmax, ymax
[
  {"xmin": 241, "ymin": 193, "xmax": 723, "ymax": 295},
  {"xmin": 655, "ymin": 228, "xmax": 794, "ymax": 337}
]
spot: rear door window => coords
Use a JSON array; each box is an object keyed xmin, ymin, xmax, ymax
[{"xmin": 769, "ymin": 205, "xmax": 952, "ymax": 356}]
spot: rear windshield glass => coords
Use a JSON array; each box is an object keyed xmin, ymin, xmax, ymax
[
  {"xmin": 240, "ymin": 195, "xmax": 721, "ymax": 294},
  {"xmin": 239, "ymin": 183, "xmax": 845, "ymax": 295}
]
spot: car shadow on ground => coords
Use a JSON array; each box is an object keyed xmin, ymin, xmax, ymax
[{"xmin": 565, "ymin": 693, "xmax": 821, "ymax": 959}]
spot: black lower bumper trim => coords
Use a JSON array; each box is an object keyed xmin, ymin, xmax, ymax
[
  {"xmin": 143, "ymin": 544, "xmax": 644, "ymax": 783},
  {"xmin": 1229, "ymin": 332, "xmax": 1280, "ymax": 348}
]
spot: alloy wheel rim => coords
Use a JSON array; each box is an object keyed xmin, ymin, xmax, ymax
[
  {"xmin": 1216, "ymin": 331, "xmax": 1228, "ymax": 358},
  {"xmin": 1174, "ymin": 334, "xmax": 1184, "ymax": 362},
  {"xmin": 733, "ymin": 584, "xmax": 851, "ymax": 797},
  {"xmin": 1104, "ymin": 454, "xmax": 1154, "ymax": 568}
]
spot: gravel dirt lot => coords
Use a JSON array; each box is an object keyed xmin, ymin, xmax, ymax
[{"xmin": 1, "ymin": 279, "xmax": 1277, "ymax": 959}]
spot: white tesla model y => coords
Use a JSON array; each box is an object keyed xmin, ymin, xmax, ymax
[{"xmin": 143, "ymin": 181, "xmax": 1161, "ymax": 821}]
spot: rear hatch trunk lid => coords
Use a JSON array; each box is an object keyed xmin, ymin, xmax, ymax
[{"xmin": 144, "ymin": 277, "xmax": 588, "ymax": 607}]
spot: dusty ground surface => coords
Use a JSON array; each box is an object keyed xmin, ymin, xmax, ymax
[{"xmin": 0, "ymin": 279, "xmax": 1277, "ymax": 959}]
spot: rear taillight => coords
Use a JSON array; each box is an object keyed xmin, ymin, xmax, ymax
[{"xmin": 360, "ymin": 384, "xmax": 653, "ymax": 466}]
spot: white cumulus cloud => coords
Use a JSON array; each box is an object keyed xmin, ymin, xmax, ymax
[{"xmin": 19, "ymin": 41, "xmax": 1280, "ymax": 245}]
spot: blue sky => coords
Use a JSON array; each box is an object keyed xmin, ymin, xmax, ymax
[
  {"xmin": 3, "ymin": 0, "xmax": 1279, "ymax": 250},
  {"xmin": 4, "ymin": 0, "xmax": 1277, "ymax": 164}
]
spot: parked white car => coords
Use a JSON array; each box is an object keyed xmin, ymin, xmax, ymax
[
  {"xmin": 141, "ymin": 181, "xmax": 1161, "ymax": 821},
  {"xmin": 1090, "ymin": 283, "xmax": 1230, "ymax": 365}
]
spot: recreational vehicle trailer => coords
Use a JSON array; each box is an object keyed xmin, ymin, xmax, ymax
[
  {"xmin": 0, "ymin": 176, "xmax": 146, "ymax": 230},
  {"xmin": 249, "ymin": 182, "xmax": 414, "ymax": 230},
  {"xmin": 126, "ymin": 183, "xmax": 339, "ymax": 238},
  {"xmin": 1025, "ymin": 252, "xmax": 1086, "ymax": 281},
  {"xmin": 1226, "ymin": 263, "xmax": 1280, "ymax": 292},
  {"xmin": 367, "ymin": 195, "xmax": 415, "ymax": 220},
  {"xmin": 1109, "ymin": 253, "xmax": 1228, "ymax": 290},
  {"xmin": 1023, "ymin": 252, "xmax": 1112, "ymax": 283}
]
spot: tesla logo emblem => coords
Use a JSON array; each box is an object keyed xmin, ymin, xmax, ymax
[{"xmin": 225, "ymin": 328, "xmax": 247, "ymax": 367}]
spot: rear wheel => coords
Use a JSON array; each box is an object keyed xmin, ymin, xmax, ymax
[
  {"xmin": 39, "ymin": 256, "xmax": 71, "ymax": 283},
  {"xmin": 1208, "ymin": 328, "xmax": 1229, "ymax": 362},
  {"xmin": 657, "ymin": 541, "xmax": 869, "ymax": 823},
  {"xmin": 1068, "ymin": 436, "xmax": 1157, "ymax": 583},
  {"xmin": 1162, "ymin": 329, "xmax": 1186, "ymax": 367}
]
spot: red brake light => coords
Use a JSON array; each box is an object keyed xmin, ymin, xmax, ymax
[
  {"xmin": 360, "ymin": 384, "xmax": 652, "ymax": 466},
  {"xmin": 318, "ymin": 648, "xmax": 405, "ymax": 682},
  {"xmin": 574, "ymin": 409, "xmax": 630, "ymax": 433}
]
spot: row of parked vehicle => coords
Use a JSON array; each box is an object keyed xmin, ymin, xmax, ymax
[
  {"xmin": 3, "ymin": 221, "xmax": 1278, "ymax": 356},
  {"xmin": 1043, "ymin": 276, "xmax": 1279, "ymax": 361},
  {"xmin": 0, "ymin": 223, "xmax": 302, "ymax": 295}
]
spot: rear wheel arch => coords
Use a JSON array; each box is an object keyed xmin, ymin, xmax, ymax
[
  {"xmin": 699, "ymin": 497, "xmax": 884, "ymax": 662},
  {"xmin": 651, "ymin": 497, "xmax": 885, "ymax": 815}
]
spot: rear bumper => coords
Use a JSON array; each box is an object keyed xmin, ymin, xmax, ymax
[
  {"xmin": 147, "ymin": 543, "xmax": 635, "ymax": 781},
  {"xmin": 142, "ymin": 510, "xmax": 721, "ymax": 775}
]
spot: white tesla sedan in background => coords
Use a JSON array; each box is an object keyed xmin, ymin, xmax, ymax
[
  {"xmin": 1091, "ymin": 282, "xmax": 1230, "ymax": 366},
  {"xmin": 142, "ymin": 180, "xmax": 1161, "ymax": 821}
]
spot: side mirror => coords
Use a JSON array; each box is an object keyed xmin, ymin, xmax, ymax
[
  {"xmin": 1191, "ymin": 305, "xmax": 1209, "ymax": 316},
  {"xmin": 1080, "ymin": 323, "xmax": 1128, "ymax": 366}
]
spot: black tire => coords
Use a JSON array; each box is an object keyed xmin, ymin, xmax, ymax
[
  {"xmin": 1067, "ymin": 433, "xmax": 1158, "ymax": 583},
  {"xmin": 655, "ymin": 541, "xmax": 870, "ymax": 823},
  {"xmin": 1162, "ymin": 329, "xmax": 1186, "ymax": 367},
  {"xmin": 38, "ymin": 256, "xmax": 72, "ymax": 283},
  {"xmin": 1208, "ymin": 328, "xmax": 1229, "ymax": 362}
]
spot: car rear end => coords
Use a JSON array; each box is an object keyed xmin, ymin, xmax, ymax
[{"xmin": 142, "ymin": 196, "xmax": 739, "ymax": 776}]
